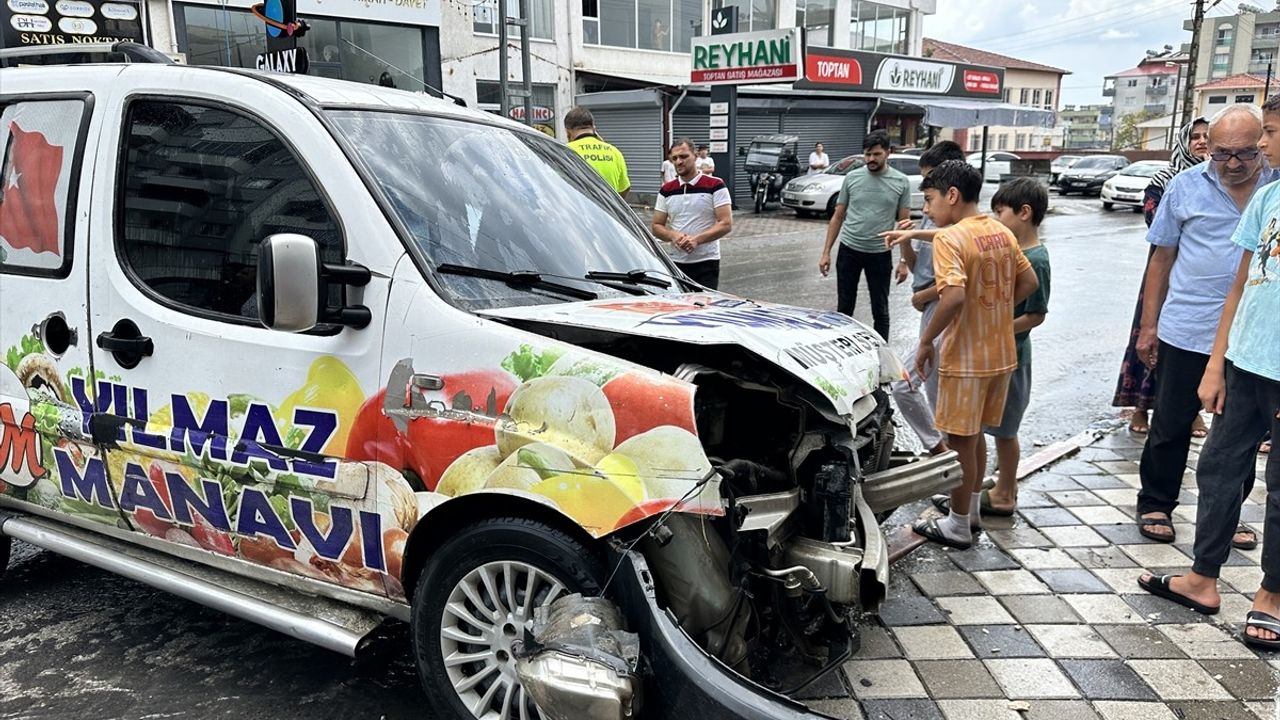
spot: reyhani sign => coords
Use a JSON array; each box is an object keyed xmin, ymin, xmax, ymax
[
  {"xmin": 796, "ymin": 46, "xmax": 1004, "ymax": 100},
  {"xmin": 690, "ymin": 28, "xmax": 801, "ymax": 85}
]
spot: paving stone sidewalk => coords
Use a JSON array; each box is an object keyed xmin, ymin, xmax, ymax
[{"xmin": 799, "ymin": 429, "xmax": 1277, "ymax": 720}]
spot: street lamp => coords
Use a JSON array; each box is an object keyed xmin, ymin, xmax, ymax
[{"xmin": 1166, "ymin": 61, "xmax": 1181, "ymax": 151}]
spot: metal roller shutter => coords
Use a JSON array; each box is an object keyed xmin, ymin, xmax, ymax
[
  {"xmin": 589, "ymin": 106, "xmax": 665, "ymax": 198},
  {"xmin": 782, "ymin": 111, "xmax": 866, "ymax": 173},
  {"xmin": 730, "ymin": 113, "xmax": 784, "ymax": 206}
]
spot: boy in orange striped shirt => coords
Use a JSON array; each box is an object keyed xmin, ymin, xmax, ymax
[{"xmin": 911, "ymin": 161, "xmax": 1041, "ymax": 549}]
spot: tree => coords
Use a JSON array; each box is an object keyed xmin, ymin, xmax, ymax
[{"xmin": 1112, "ymin": 110, "xmax": 1160, "ymax": 151}]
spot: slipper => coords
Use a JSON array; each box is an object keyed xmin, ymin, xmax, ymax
[
  {"xmin": 1262, "ymin": 441, "xmax": 1272, "ymax": 455},
  {"xmin": 1233, "ymin": 525, "xmax": 1258, "ymax": 551},
  {"xmin": 931, "ymin": 490, "xmax": 1015, "ymax": 517},
  {"xmin": 1136, "ymin": 574, "xmax": 1220, "ymax": 615},
  {"xmin": 1191, "ymin": 419, "xmax": 1208, "ymax": 439},
  {"xmin": 1243, "ymin": 610, "xmax": 1280, "ymax": 649},
  {"xmin": 1128, "ymin": 421, "xmax": 1149, "ymax": 434},
  {"xmin": 1138, "ymin": 515, "xmax": 1176, "ymax": 543},
  {"xmin": 912, "ymin": 518, "xmax": 973, "ymax": 550}
]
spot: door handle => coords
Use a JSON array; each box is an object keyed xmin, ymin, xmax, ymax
[{"xmin": 96, "ymin": 319, "xmax": 153, "ymax": 369}]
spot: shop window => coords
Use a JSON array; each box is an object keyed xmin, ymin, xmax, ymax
[
  {"xmin": 117, "ymin": 100, "xmax": 343, "ymax": 322},
  {"xmin": 583, "ymin": 0, "xmax": 600, "ymax": 43},
  {"xmin": 1019, "ymin": 88, "xmax": 1029, "ymax": 104},
  {"xmin": 715, "ymin": 0, "xmax": 775, "ymax": 32},
  {"xmin": 1208, "ymin": 95, "xmax": 1228, "ymax": 104},
  {"xmin": 1236, "ymin": 94, "xmax": 1256, "ymax": 103},
  {"xmin": 850, "ymin": 1, "xmax": 908, "ymax": 55},
  {"xmin": 473, "ymin": 0, "xmax": 553, "ymax": 40},
  {"xmin": 175, "ymin": 5, "xmax": 431, "ymax": 91},
  {"xmin": 1015, "ymin": 134, "xmax": 1026, "ymax": 149},
  {"xmin": 592, "ymin": 0, "xmax": 701, "ymax": 50},
  {"xmin": 796, "ymin": 0, "xmax": 835, "ymax": 46},
  {"xmin": 0, "ymin": 99, "xmax": 86, "ymax": 277}
]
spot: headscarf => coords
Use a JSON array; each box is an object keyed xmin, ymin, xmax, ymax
[{"xmin": 1148, "ymin": 116, "xmax": 1208, "ymax": 194}]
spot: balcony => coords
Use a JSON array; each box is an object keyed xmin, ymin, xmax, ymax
[
  {"xmin": 1144, "ymin": 103, "xmax": 1169, "ymax": 114},
  {"xmin": 1147, "ymin": 84, "xmax": 1170, "ymax": 96},
  {"xmin": 1102, "ymin": 86, "xmax": 1115, "ymax": 97},
  {"xmin": 1254, "ymin": 35, "xmax": 1280, "ymax": 48},
  {"xmin": 1249, "ymin": 60, "xmax": 1276, "ymax": 74}
]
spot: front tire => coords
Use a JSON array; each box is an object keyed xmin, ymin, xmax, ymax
[
  {"xmin": 826, "ymin": 195, "xmax": 837, "ymax": 218},
  {"xmin": 411, "ymin": 517, "xmax": 604, "ymax": 720},
  {"xmin": 1102, "ymin": 201, "xmax": 1114, "ymax": 211}
]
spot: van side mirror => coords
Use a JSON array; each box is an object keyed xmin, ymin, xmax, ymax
[{"xmin": 258, "ymin": 233, "xmax": 372, "ymax": 333}]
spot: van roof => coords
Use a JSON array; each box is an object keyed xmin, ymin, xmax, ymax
[{"xmin": 1, "ymin": 61, "xmax": 533, "ymax": 133}]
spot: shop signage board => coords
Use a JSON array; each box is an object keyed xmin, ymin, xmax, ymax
[
  {"xmin": 709, "ymin": 141, "xmax": 728, "ymax": 153},
  {"xmin": 709, "ymin": 115, "xmax": 728, "ymax": 127},
  {"xmin": 690, "ymin": 27, "xmax": 802, "ymax": 86},
  {"xmin": 709, "ymin": 102, "xmax": 729, "ymax": 114},
  {"xmin": 253, "ymin": 0, "xmax": 308, "ymax": 73},
  {"xmin": 709, "ymin": 128, "xmax": 727, "ymax": 140},
  {"xmin": 796, "ymin": 45, "xmax": 1003, "ymax": 99},
  {"xmin": 178, "ymin": 0, "xmax": 441, "ymax": 27},
  {"xmin": 1, "ymin": 0, "xmax": 145, "ymax": 48},
  {"xmin": 508, "ymin": 105, "xmax": 554, "ymax": 123}
]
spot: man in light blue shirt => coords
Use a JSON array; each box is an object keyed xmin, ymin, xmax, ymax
[
  {"xmin": 1137, "ymin": 96, "xmax": 1280, "ymax": 639},
  {"xmin": 1133, "ymin": 104, "xmax": 1277, "ymax": 545}
]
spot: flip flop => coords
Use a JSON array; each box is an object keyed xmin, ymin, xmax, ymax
[
  {"xmin": 1261, "ymin": 441, "xmax": 1272, "ymax": 455},
  {"xmin": 1233, "ymin": 525, "xmax": 1258, "ymax": 551},
  {"xmin": 1136, "ymin": 574, "xmax": 1220, "ymax": 615},
  {"xmin": 1243, "ymin": 610, "xmax": 1280, "ymax": 649},
  {"xmin": 1138, "ymin": 515, "xmax": 1176, "ymax": 543},
  {"xmin": 1128, "ymin": 422, "xmax": 1150, "ymax": 434},
  {"xmin": 931, "ymin": 490, "xmax": 1015, "ymax": 517},
  {"xmin": 912, "ymin": 518, "xmax": 973, "ymax": 550},
  {"xmin": 1191, "ymin": 419, "xmax": 1208, "ymax": 438}
]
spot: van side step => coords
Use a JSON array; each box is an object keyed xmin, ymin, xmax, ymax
[{"xmin": 0, "ymin": 511, "xmax": 386, "ymax": 657}]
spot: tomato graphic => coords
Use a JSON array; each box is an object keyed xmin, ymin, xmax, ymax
[
  {"xmin": 601, "ymin": 373, "xmax": 696, "ymax": 444},
  {"xmin": 191, "ymin": 515, "xmax": 235, "ymax": 556},
  {"xmin": 613, "ymin": 499, "xmax": 680, "ymax": 530},
  {"xmin": 347, "ymin": 371, "xmax": 516, "ymax": 491}
]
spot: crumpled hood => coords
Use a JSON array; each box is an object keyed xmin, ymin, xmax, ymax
[{"xmin": 482, "ymin": 294, "xmax": 907, "ymax": 418}]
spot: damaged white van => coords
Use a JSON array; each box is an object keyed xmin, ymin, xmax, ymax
[{"xmin": 0, "ymin": 43, "xmax": 959, "ymax": 720}]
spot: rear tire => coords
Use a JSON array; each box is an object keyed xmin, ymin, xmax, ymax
[{"xmin": 411, "ymin": 517, "xmax": 604, "ymax": 720}]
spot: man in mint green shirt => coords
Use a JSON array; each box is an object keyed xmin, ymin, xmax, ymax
[{"xmin": 817, "ymin": 130, "xmax": 911, "ymax": 339}]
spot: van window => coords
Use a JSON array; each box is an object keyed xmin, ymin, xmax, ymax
[
  {"xmin": 117, "ymin": 100, "xmax": 343, "ymax": 321},
  {"xmin": 0, "ymin": 98, "xmax": 86, "ymax": 277}
]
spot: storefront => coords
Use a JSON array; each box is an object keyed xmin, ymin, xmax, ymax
[
  {"xmin": 164, "ymin": 0, "xmax": 442, "ymax": 92},
  {"xmin": 579, "ymin": 86, "xmax": 876, "ymax": 205}
]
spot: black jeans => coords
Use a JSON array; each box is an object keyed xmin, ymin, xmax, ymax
[
  {"xmin": 678, "ymin": 259, "xmax": 720, "ymax": 290},
  {"xmin": 836, "ymin": 246, "xmax": 892, "ymax": 339},
  {"xmin": 1191, "ymin": 364, "xmax": 1280, "ymax": 591},
  {"xmin": 1137, "ymin": 341, "xmax": 1210, "ymax": 516}
]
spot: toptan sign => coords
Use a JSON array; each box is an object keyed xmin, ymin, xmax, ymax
[{"xmin": 690, "ymin": 28, "xmax": 802, "ymax": 85}]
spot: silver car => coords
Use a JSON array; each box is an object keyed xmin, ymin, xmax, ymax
[{"xmin": 782, "ymin": 153, "xmax": 923, "ymax": 218}]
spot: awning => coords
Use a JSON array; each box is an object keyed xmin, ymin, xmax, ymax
[{"xmin": 880, "ymin": 95, "xmax": 1056, "ymax": 129}]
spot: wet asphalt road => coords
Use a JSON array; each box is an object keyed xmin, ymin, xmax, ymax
[{"xmin": 0, "ymin": 190, "xmax": 1148, "ymax": 719}]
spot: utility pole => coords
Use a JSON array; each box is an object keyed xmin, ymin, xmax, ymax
[
  {"xmin": 1266, "ymin": 60, "xmax": 1274, "ymax": 103},
  {"xmin": 497, "ymin": 0, "xmax": 534, "ymax": 127},
  {"xmin": 1181, "ymin": 0, "xmax": 1206, "ymax": 126}
]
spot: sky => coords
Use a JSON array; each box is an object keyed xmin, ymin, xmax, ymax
[{"xmin": 922, "ymin": 0, "xmax": 1244, "ymax": 108}]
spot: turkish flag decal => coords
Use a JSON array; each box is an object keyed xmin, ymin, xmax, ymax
[{"xmin": 0, "ymin": 122, "xmax": 65, "ymax": 257}]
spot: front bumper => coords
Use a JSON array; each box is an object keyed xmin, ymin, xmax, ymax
[
  {"xmin": 1060, "ymin": 176, "xmax": 1106, "ymax": 192},
  {"xmin": 615, "ymin": 551, "xmax": 839, "ymax": 720},
  {"xmin": 781, "ymin": 188, "xmax": 831, "ymax": 211},
  {"xmin": 1101, "ymin": 186, "xmax": 1144, "ymax": 206},
  {"xmin": 861, "ymin": 450, "xmax": 963, "ymax": 515}
]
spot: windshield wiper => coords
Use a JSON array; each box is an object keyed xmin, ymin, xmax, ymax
[
  {"xmin": 436, "ymin": 263, "xmax": 598, "ymax": 301},
  {"xmin": 584, "ymin": 269, "xmax": 672, "ymax": 289}
]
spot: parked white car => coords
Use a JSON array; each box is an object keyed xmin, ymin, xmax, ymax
[
  {"xmin": 1101, "ymin": 160, "xmax": 1170, "ymax": 212},
  {"xmin": 1049, "ymin": 155, "xmax": 1083, "ymax": 186},
  {"xmin": 967, "ymin": 151, "xmax": 1021, "ymax": 183},
  {"xmin": 782, "ymin": 153, "xmax": 923, "ymax": 217}
]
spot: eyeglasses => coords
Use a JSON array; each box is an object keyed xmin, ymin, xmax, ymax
[{"xmin": 1209, "ymin": 148, "xmax": 1261, "ymax": 162}]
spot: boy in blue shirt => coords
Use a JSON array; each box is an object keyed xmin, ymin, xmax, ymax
[{"xmin": 1138, "ymin": 96, "xmax": 1280, "ymax": 648}]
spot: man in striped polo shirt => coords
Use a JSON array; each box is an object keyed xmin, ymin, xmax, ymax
[{"xmin": 652, "ymin": 138, "xmax": 733, "ymax": 289}]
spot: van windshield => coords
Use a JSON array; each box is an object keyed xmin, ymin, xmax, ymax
[{"xmin": 328, "ymin": 110, "xmax": 677, "ymax": 310}]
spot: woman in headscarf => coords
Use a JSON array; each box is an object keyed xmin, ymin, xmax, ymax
[{"xmin": 1111, "ymin": 116, "xmax": 1209, "ymax": 435}]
